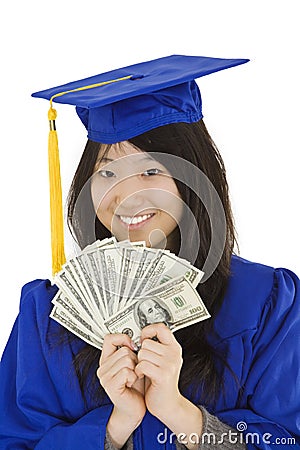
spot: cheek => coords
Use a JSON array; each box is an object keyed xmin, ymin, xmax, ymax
[
  {"xmin": 149, "ymin": 185, "xmax": 183, "ymax": 221},
  {"xmin": 91, "ymin": 179, "xmax": 113, "ymax": 216}
]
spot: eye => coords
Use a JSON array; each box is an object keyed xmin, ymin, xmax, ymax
[
  {"xmin": 148, "ymin": 307, "xmax": 153, "ymax": 314},
  {"xmin": 97, "ymin": 169, "xmax": 116, "ymax": 178},
  {"xmin": 143, "ymin": 168, "xmax": 163, "ymax": 176}
]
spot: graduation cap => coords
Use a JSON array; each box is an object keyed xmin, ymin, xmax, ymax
[{"xmin": 32, "ymin": 54, "xmax": 249, "ymax": 275}]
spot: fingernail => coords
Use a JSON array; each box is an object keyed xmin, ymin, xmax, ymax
[{"xmin": 131, "ymin": 340, "xmax": 139, "ymax": 352}]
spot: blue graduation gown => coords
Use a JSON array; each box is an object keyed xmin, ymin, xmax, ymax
[{"xmin": 0, "ymin": 255, "xmax": 299, "ymax": 449}]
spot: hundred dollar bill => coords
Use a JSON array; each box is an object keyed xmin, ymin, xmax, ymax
[
  {"xmin": 56, "ymin": 256, "xmax": 105, "ymax": 324},
  {"xmin": 52, "ymin": 285, "xmax": 95, "ymax": 327},
  {"xmin": 79, "ymin": 235, "xmax": 120, "ymax": 315},
  {"xmin": 116, "ymin": 247, "xmax": 145, "ymax": 311},
  {"xmin": 96, "ymin": 242, "xmax": 144, "ymax": 311},
  {"xmin": 81, "ymin": 252, "xmax": 108, "ymax": 317},
  {"xmin": 136, "ymin": 251, "xmax": 204, "ymax": 296},
  {"xmin": 50, "ymin": 239, "xmax": 208, "ymax": 349},
  {"xmin": 119, "ymin": 248, "xmax": 151, "ymax": 307},
  {"xmin": 104, "ymin": 275, "xmax": 210, "ymax": 343},
  {"xmin": 50, "ymin": 305, "xmax": 103, "ymax": 349},
  {"xmin": 80, "ymin": 236, "xmax": 118, "ymax": 253},
  {"xmin": 53, "ymin": 238, "xmax": 117, "ymax": 320},
  {"xmin": 54, "ymin": 269, "xmax": 96, "ymax": 322},
  {"xmin": 129, "ymin": 250, "xmax": 164, "ymax": 299},
  {"xmin": 103, "ymin": 241, "xmax": 146, "ymax": 314},
  {"xmin": 52, "ymin": 290, "xmax": 106, "ymax": 336},
  {"xmin": 104, "ymin": 246, "xmax": 123, "ymax": 309},
  {"xmin": 124, "ymin": 247, "xmax": 150, "ymax": 302}
]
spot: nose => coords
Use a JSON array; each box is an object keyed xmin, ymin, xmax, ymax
[{"xmin": 114, "ymin": 176, "xmax": 146, "ymax": 210}]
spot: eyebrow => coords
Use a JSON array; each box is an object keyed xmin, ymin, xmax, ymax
[
  {"xmin": 99, "ymin": 155, "xmax": 155, "ymax": 164},
  {"xmin": 100, "ymin": 157, "xmax": 114, "ymax": 163}
]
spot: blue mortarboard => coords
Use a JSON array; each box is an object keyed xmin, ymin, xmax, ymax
[
  {"xmin": 32, "ymin": 54, "xmax": 249, "ymax": 144},
  {"xmin": 32, "ymin": 54, "xmax": 249, "ymax": 276}
]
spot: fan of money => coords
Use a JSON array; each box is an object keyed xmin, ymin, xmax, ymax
[{"xmin": 50, "ymin": 237, "xmax": 210, "ymax": 349}]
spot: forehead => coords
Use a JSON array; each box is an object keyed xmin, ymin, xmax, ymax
[
  {"xmin": 95, "ymin": 141, "xmax": 161, "ymax": 171},
  {"xmin": 141, "ymin": 299, "xmax": 156, "ymax": 308},
  {"xmin": 100, "ymin": 141, "xmax": 144, "ymax": 160}
]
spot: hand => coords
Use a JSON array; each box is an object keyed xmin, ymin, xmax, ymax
[
  {"xmin": 135, "ymin": 323, "xmax": 184, "ymax": 422},
  {"xmin": 97, "ymin": 334, "xmax": 146, "ymax": 448}
]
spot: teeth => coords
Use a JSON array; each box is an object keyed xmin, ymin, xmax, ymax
[{"xmin": 119, "ymin": 214, "xmax": 153, "ymax": 225}]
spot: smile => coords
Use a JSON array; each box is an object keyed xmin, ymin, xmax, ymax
[{"xmin": 118, "ymin": 213, "xmax": 155, "ymax": 226}]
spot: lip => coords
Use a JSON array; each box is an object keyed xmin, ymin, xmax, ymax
[{"xmin": 116, "ymin": 212, "xmax": 156, "ymax": 230}]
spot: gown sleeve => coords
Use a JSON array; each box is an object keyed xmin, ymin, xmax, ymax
[
  {"xmin": 216, "ymin": 267, "xmax": 300, "ymax": 449},
  {"xmin": 0, "ymin": 280, "xmax": 113, "ymax": 450}
]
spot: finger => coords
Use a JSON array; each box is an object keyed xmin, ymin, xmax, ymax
[
  {"xmin": 137, "ymin": 347, "xmax": 162, "ymax": 367},
  {"xmin": 108, "ymin": 367, "xmax": 138, "ymax": 393},
  {"xmin": 141, "ymin": 334, "xmax": 182, "ymax": 361},
  {"xmin": 99, "ymin": 352, "xmax": 137, "ymax": 382},
  {"xmin": 97, "ymin": 347, "xmax": 138, "ymax": 384},
  {"xmin": 135, "ymin": 360, "xmax": 160, "ymax": 383},
  {"xmin": 98, "ymin": 359, "xmax": 137, "ymax": 389},
  {"xmin": 131, "ymin": 375, "xmax": 145, "ymax": 394},
  {"xmin": 100, "ymin": 346, "xmax": 138, "ymax": 373},
  {"xmin": 100, "ymin": 333, "xmax": 137, "ymax": 361},
  {"xmin": 125, "ymin": 371, "xmax": 139, "ymax": 388},
  {"xmin": 140, "ymin": 323, "xmax": 175, "ymax": 345},
  {"xmin": 140, "ymin": 337, "xmax": 165, "ymax": 356}
]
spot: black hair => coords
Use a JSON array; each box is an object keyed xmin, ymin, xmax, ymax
[{"xmin": 67, "ymin": 119, "xmax": 238, "ymax": 409}]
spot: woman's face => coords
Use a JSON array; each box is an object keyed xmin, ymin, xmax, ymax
[{"xmin": 91, "ymin": 141, "xmax": 183, "ymax": 247}]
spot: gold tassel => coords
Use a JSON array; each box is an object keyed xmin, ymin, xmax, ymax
[
  {"xmin": 48, "ymin": 106, "xmax": 66, "ymax": 275},
  {"xmin": 45, "ymin": 75, "xmax": 132, "ymax": 275}
]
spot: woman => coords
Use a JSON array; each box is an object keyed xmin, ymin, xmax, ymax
[{"xmin": 0, "ymin": 55, "xmax": 299, "ymax": 449}]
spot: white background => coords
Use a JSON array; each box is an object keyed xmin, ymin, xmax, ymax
[{"xmin": 1, "ymin": 0, "xmax": 299, "ymax": 356}]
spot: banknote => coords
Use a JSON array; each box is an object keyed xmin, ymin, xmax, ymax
[
  {"xmin": 50, "ymin": 304, "xmax": 103, "ymax": 348},
  {"xmin": 50, "ymin": 239, "xmax": 209, "ymax": 349},
  {"xmin": 104, "ymin": 275, "xmax": 210, "ymax": 344}
]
